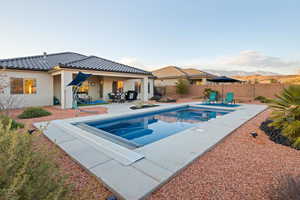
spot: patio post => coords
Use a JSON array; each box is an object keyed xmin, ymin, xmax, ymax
[
  {"xmin": 142, "ymin": 77, "xmax": 149, "ymax": 101},
  {"xmin": 61, "ymin": 71, "xmax": 73, "ymax": 109}
]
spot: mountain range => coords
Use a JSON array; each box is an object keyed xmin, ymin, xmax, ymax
[{"xmin": 203, "ymin": 69, "xmax": 280, "ymax": 76}]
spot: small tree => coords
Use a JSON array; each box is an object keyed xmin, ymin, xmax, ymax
[
  {"xmin": 270, "ymin": 78, "xmax": 279, "ymax": 83},
  {"xmin": 175, "ymin": 79, "xmax": 189, "ymax": 96}
]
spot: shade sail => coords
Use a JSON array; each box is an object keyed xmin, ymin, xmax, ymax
[
  {"xmin": 67, "ymin": 72, "xmax": 92, "ymax": 86},
  {"xmin": 207, "ymin": 76, "xmax": 242, "ymax": 83}
]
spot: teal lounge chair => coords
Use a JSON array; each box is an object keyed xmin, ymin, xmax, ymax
[
  {"xmin": 206, "ymin": 91, "xmax": 217, "ymax": 104},
  {"xmin": 223, "ymin": 92, "xmax": 235, "ymax": 104}
]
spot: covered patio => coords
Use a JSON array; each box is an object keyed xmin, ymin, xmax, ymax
[{"xmin": 51, "ymin": 68, "xmax": 154, "ymax": 109}]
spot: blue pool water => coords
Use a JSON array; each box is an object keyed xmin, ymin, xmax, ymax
[
  {"xmin": 198, "ymin": 103, "xmax": 240, "ymax": 107},
  {"xmin": 84, "ymin": 106, "xmax": 232, "ymax": 147}
]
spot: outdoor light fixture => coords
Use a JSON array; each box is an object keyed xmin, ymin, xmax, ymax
[{"xmin": 250, "ymin": 132, "xmax": 258, "ymax": 138}]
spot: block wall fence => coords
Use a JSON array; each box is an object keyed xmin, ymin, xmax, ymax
[{"xmin": 155, "ymin": 83, "xmax": 294, "ymax": 102}]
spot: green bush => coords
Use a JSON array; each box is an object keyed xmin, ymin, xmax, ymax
[
  {"xmin": 268, "ymin": 85, "xmax": 300, "ymax": 147},
  {"xmin": 175, "ymin": 79, "xmax": 189, "ymax": 95},
  {"xmin": 255, "ymin": 96, "xmax": 271, "ymax": 103},
  {"xmin": 0, "ymin": 114, "xmax": 24, "ymax": 130},
  {"xmin": 18, "ymin": 107, "xmax": 51, "ymax": 119},
  {"xmin": 0, "ymin": 120, "xmax": 73, "ymax": 200}
]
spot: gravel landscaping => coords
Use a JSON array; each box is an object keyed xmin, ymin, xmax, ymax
[
  {"xmin": 148, "ymin": 109, "xmax": 300, "ymax": 200},
  {"xmin": 9, "ymin": 105, "xmax": 300, "ymax": 200},
  {"xmin": 37, "ymin": 135, "xmax": 113, "ymax": 200},
  {"xmin": 8, "ymin": 106, "xmax": 112, "ymax": 200}
]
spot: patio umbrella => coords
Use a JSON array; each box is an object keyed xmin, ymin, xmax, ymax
[
  {"xmin": 207, "ymin": 76, "xmax": 242, "ymax": 99},
  {"xmin": 67, "ymin": 72, "xmax": 92, "ymax": 109},
  {"xmin": 67, "ymin": 71, "xmax": 92, "ymax": 87},
  {"xmin": 207, "ymin": 76, "xmax": 242, "ymax": 83}
]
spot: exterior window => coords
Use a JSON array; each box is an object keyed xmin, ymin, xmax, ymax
[
  {"xmin": 10, "ymin": 78, "xmax": 37, "ymax": 94},
  {"xmin": 195, "ymin": 80, "xmax": 202, "ymax": 86},
  {"xmin": 112, "ymin": 81, "xmax": 124, "ymax": 93},
  {"xmin": 10, "ymin": 78, "xmax": 23, "ymax": 94},
  {"xmin": 24, "ymin": 79, "xmax": 37, "ymax": 94}
]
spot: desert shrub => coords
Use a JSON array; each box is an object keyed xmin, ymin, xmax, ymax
[
  {"xmin": 150, "ymin": 95, "xmax": 162, "ymax": 101},
  {"xmin": 270, "ymin": 175, "xmax": 300, "ymax": 200},
  {"xmin": 0, "ymin": 120, "xmax": 73, "ymax": 200},
  {"xmin": 157, "ymin": 96, "xmax": 176, "ymax": 103},
  {"xmin": 18, "ymin": 107, "xmax": 51, "ymax": 119},
  {"xmin": 0, "ymin": 114, "xmax": 24, "ymax": 129},
  {"xmin": 260, "ymin": 120, "xmax": 291, "ymax": 146},
  {"xmin": 203, "ymin": 88, "xmax": 218, "ymax": 99},
  {"xmin": 270, "ymin": 79, "xmax": 279, "ymax": 83},
  {"xmin": 255, "ymin": 96, "xmax": 271, "ymax": 103},
  {"xmin": 175, "ymin": 79, "xmax": 189, "ymax": 95},
  {"xmin": 134, "ymin": 101, "xmax": 144, "ymax": 109},
  {"xmin": 268, "ymin": 85, "xmax": 300, "ymax": 148}
]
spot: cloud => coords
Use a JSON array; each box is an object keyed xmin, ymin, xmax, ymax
[
  {"xmin": 118, "ymin": 51, "xmax": 300, "ymax": 74},
  {"xmin": 182, "ymin": 50, "xmax": 300, "ymax": 74},
  {"xmin": 118, "ymin": 57, "xmax": 161, "ymax": 71},
  {"xmin": 118, "ymin": 57, "xmax": 144, "ymax": 68},
  {"xmin": 215, "ymin": 50, "xmax": 298, "ymax": 68}
]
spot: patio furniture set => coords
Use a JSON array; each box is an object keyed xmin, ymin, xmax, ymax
[
  {"xmin": 108, "ymin": 90, "xmax": 138, "ymax": 103},
  {"xmin": 206, "ymin": 92, "xmax": 236, "ymax": 104}
]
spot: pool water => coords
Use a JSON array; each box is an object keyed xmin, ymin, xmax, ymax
[
  {"xmin": 84, "ymin": 106, "xmax": 232, "ymax": 147},
  {"xmin": 198, "ymin": 103, "xmax": 240, "ymax": 107}
]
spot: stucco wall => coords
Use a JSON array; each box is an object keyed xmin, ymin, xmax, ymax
[
  {"xmin": 154, "ymin": 78, "xmax": 209, "ymax": 86},
  {"xmin": 154, "ymin": 79, "xmax": 179, "ymax": 86},
  {"xmin": 125, "ymin": 79, "xmax": 154, "ymax": 100},
  {"xmin": 1, "ymin": 70, "xmax": 53, "ymax": 108},
  {"xmin": 0, "ymin": 69, "xmax": 153, "ymax": 109},
  {"xmin": 88, "ymin": 76, "xmax": 101, "ymax": 100},
  {"xmin": 158, "ymin": 83, "xmax": 292, "ymax": 102}
]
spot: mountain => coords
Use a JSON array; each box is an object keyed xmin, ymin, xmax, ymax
[
  {"xmin": 202, "ymin": 69, "xmax": 280, "ymax": 76},
  {"xmin": 232, "ymin": 74, "xmax": 300, "ymax": 84}
]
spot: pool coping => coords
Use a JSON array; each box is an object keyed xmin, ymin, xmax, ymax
[{"xmin": 34, "ymin": 103, "xmax": 267, "ymax": 200}]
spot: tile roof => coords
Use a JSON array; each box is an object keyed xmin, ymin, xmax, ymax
[
  {"xmin": 152, "ymin": 66, "xmax": 216, "ymax": 79},
  {"xmin": 61, "ymin": 56, "xmax": 151, "ymax": 75},
  {"xmin": 0, "ymin": 52, "xmax": 151, "ymax": 75}
]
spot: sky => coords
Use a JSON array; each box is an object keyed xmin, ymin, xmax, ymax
[{"xmin": 0, "ymin": 0, "xmax": 299, "ymax": 74}]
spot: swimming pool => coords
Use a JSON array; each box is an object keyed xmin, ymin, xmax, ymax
[
  {"xmin": 198, "ymin": 103, "xmax": 240, "ymax": 107},
  {"xmin": 77, "ymin": 106, "xmax": 233, "ymax": 147}
]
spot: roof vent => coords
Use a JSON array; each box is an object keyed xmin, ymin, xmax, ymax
[{"xmin": 43, "ymin": 52, "xmax": 47, "ymax": 60}]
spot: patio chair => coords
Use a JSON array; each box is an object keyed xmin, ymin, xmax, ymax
[
  {"xmin": 117, "ymin": 92, "xmax": 126, "ymax": 103},
  {"xmin": 108, "ymin": 92, "xmax": 117, "ymax": 103},
  {"xmin": 223, "ymin": 92, "xmax": 235, "ymax": 104},
  {"xmin": 125, "ymin": 90, "xmax": 138, "ymax": 101},
  {"xmin": 77, "ymin": 93, "xmax": 92, "ymax": 104},
  {"xmin": 205, "ymin": 92, "xmax": 217, "ymax": 104}
]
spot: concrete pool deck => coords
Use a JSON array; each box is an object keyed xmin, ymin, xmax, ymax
[{"xmin": 34, "ymin": 103, "xmax": 267, "ymax": 200}]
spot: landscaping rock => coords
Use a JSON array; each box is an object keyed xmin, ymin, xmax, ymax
[{"xmin": 260, "ymin": 119, "xmax": 291, "ymax": 146}]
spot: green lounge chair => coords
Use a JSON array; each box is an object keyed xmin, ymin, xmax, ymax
[
  {"xmin": 206, "ymin": 91, "xmax": 217, "ymax": 104},
  {"xmin": 223, "ymin": 92, "xmax": 235, "ymax": 104}
]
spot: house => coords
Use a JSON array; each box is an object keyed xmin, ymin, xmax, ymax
[
  {"xmin": 0, "ymin": 52, "xmax": 154, "ymax": 109},
  {"xmin": 152, "ymin": 66, "xmax": 216, "ymax": 86}
]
